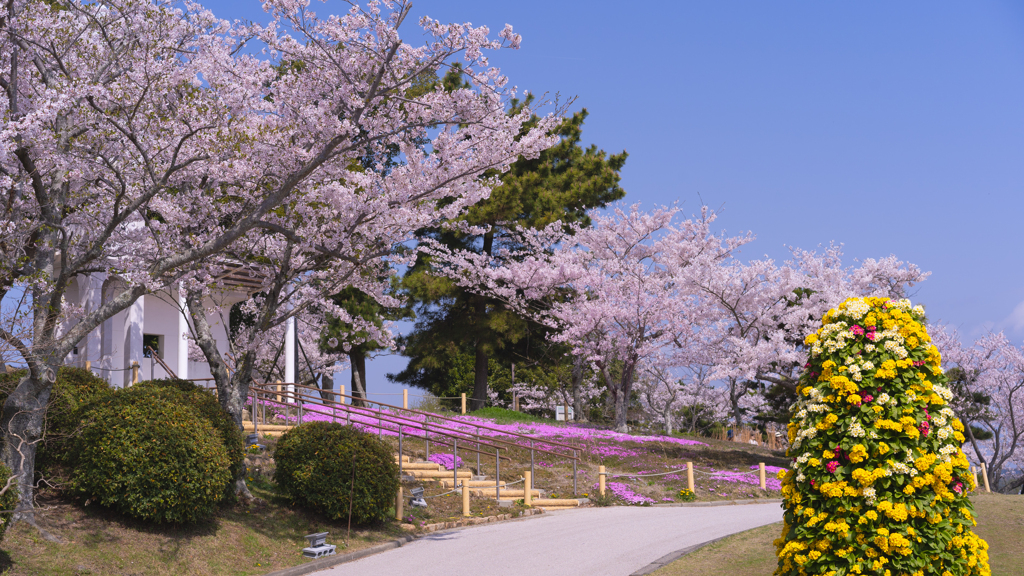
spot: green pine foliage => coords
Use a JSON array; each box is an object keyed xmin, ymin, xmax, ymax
[
  {"xmin": 70, "ymin": 389, "xmax": 232, "ymax": 524},
  {"xmin": 393, "ymin": 104, "xmax": 627, "ymax": 403},
  {"xmin": 274, "ymin": 422, "xmax": 398, "ymax": 524}
]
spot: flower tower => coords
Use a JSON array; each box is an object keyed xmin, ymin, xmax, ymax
[{"xmin": 775, "ymin": 297, "xmax": 989, "ymax": 576}]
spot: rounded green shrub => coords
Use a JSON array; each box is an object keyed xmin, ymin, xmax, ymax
[
  {"xmin": 71, "ymin": 389, "xmax": 231, "ymax": 524},
  {"xmin": 135, "ymin": 379, "xmax": 245, "ymax": 479},
  {"xmin": 776, "ymin": 297, "xmax": 989, "ymax": 576},
  {"xmin": 274, "ymin": 422, "xmax": 398, "ymax": 524}
]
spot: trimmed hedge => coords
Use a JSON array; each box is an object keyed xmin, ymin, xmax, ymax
[
  {"xmin": 71, "ymin": 389, "xmax": 231, "ymax": 524},
  {"xmin": 134, "ymin": 379, "xmax": 245, "ymax": 479},
  {"xmin": 274, "ymin": 422, "xmax": 398, "ymax": 524},
  {"xmin": 776, "ymin": 297, "xmax": 989, "ymax": 576}
]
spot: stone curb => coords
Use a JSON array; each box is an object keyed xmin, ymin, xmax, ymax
[
  {"xmin": 630, "ymin": 500, "xmax": 784, "ymax": 575},
  {"xmin": 415, "ymin": 507, "xmax": 545, "ymax": 533},
  {"xmin": 260, "ymin": 535, "xmax": 416, "ymax": 576},
  {"xmin": 629, "ymin": 534, "xmax": 734, "ymax": 576},
  {"xmin": 260, "ymin": 508, "xmax": 546, "ymax": 576},
  {"xmin": 652, "ymin": 498, "xmax": 783, "ymax": 508}
]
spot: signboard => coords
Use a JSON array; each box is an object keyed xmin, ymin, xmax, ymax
[{"xmin": 555, "ymin": 405, "xmax": 574, "ymax": 421}]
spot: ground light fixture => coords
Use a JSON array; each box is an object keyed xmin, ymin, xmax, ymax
[{"xmin": 302, "ymin": 532, "xmax": 336, "ymax": 559}]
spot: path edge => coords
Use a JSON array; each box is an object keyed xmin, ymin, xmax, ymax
[
  {"xmin": 260, "ymin": 509, "xmax": 549, "ymax": 576},
  {"xmin": 629, "ymin": 520, "xmax": 781, "ymax": 576}
]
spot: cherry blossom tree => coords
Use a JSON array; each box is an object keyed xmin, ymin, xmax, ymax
[
  {"xmin": 1, "ymin": 0, "xmax": 556, "ymax": 518},
  {"xmin": 935, "ymin": 328, "xmax": 1024, "ymax": 492},
  {"xmin": 425, "ymin": 204, "xmax": 748, "ymax": 432},
  {"xmin": 687, "ymin": 243, "xmax": 929, "ymax": 427}
]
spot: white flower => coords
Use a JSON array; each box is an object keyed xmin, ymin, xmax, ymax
[{"xmin": 845, "ymin": 299, "xmax": 871, "ymax": 319}]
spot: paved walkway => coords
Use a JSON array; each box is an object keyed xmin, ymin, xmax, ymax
[{"xmin": 314, "ymin": 502, "xmax": 783, "ymax": 576}]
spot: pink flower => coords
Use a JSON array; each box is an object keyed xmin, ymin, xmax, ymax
[
  {"xmin": 851, "ymin": 325, "xmax": 865, "ymax": 336},
  {"xmin": 826, "ymin": 461, "xmax": 839, "ymax": 473},
  {"xmin": 862, "ymin": 394, "xmax": 874, "ymax": 403}
]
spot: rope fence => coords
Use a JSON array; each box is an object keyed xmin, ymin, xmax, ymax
[{"xmin": 598, "ymin": 462, "xmax": 772, "ymax": 496}]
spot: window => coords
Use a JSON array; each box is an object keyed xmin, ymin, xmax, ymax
[{"xmin": 143, "ymin": 334, "xmax": 163, "ymax": 358}]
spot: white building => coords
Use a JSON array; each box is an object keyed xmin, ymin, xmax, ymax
[{"xmin": 63, "ymin": 267, "xmax": 299, "ymax": 389}]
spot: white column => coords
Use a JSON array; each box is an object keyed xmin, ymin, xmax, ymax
[
  {"xmin": 285, "ymin": 315, "xmax": 295, "ymax": 403},
  {"xmin": 177, "ymin": 287, "xmax": 189, "ymax": 380},
  {"xmin": 123, "ymin": 295, "xmax": 144, "ymax": 387},
  {"xmin": 84, "ymin": 274, "xmax": 104, "ymax": 367}
]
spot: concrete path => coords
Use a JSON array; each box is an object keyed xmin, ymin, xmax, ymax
[{"xmin": 313, "ymin": 502, "xmax": 783, "ymax": 576}]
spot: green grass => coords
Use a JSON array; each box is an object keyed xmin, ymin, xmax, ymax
[
  {"xmin": 468, "ymin": 407, "xmax": 559, "ymax": 425},
  {"xmin": 652, "ymin": 493, "xmax": 1024, "ymax": 576}
]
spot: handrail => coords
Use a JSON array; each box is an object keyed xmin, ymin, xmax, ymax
[
  {"xmin": 276, "ymin": 393, "xmax": 512, "ymax": 461},
  {"xmin": 262, "ymin": 381, "xmax": 583, "ymax": 453},
  {"xmin": 146, "ymin": 347, "xmax": 178, "ymax": 379},
  {"xmin": 250, "ymin": 387, "xmax": 560, "ymax": 462},
  {"xmin": 251, "ymin": 384, "xmax": 580, "ymax": 462}
]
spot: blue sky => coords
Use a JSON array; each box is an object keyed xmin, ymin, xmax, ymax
[
  {"xmin": 18, "ymin": 1, "xmax": 1024, "ymax": 402},
  {"xmin": 201, "ymin": 0, "xmax": 1022, "ymax": 402}
]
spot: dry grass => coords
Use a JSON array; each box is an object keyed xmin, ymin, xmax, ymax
[
  {"xmin": 0, "ymin": 481, "xmax": 403, "ymax": 576},
  {"xmin": 971, "ymin": 493, "xmax": 1024, "ymax": 576},
  {"xmin": 653, "ymin": 522, "xmax": 781, "ymax": 576},
  {"xmin": 651, "ymin": 493, "xmax": 1024, "ymax": 576}
]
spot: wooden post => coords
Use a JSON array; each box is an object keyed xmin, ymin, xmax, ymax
[
  {"xmin": 276, "ymin": 380, "xmax": 282, "ymax": 403},
  {"xmin": 686, "ymin": 462, "xmax": 694, "ymax": 492},
  {"xmin": 462, "ymin": 480, "xmax": 470, "ymax": 517},
  {"xmin": 131, "ymin": 361, "xmax": 139, "ymax": 385},
  {"xmin": 564, "ymin": 402, "xmax": 569, "ymax": 422},
  {"xmin": 396, "ymin": 487, "xmax": 404, "ymax": 521},
  {"xmin": 759, "ymin": 462, "xmax": 766, "ymax": 490},
  {"xmin": 403, "ymin": 389, "xmax": 408, "ymax": 410},
  {"xmin": 461, "ymin": 393, "xmax": 466, "ymax": 415},
  {"xmin": 84, "ymin": 360, "xmax": 91, "ymax": 372},
  {"xmin": 599, "ymin": 465, "xmax": 606, "ymax": 496},
  {"xmin": 524, "ymin": 471, "xmax": 532, "ymax": 507},
  {"xmin": 980, "ymin": 462, "xmax": 991, "ymax": 493},
  {"xmin": 971, "ymin": 467, "xmax": 979, "ymax": 491}
]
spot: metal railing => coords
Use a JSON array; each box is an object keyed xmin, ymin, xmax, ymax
[{"xmin": 248, "ymin": 381, "xmax": 583, "ymax": 496}]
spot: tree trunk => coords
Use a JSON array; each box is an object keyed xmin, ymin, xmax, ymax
[
  {"xmin": 1, "ymin": 367, "xmax": 53, "ymax": 522},
  {"xmin": 729, "ymin": 378, "xmax": 744, "ymax": 429},
  {"xmin": 469, "ymin": 231, "xmax": 494, "ymax": 412},
  {"xmin": 349, "ymin": 349, "xmax": 367, "ymax": 407},
  {"xmin": 612, "ymin": 359, "xmax": 637, "ymax": 433},
  {"xmin": 471, "ymin": 339, "xmax": 488, "ymax": 411},
  {"xmin": 186, "ymin": 291, "xmax": 253, "ymax": 500},
  {"xmin": 571, "ymin": 356, "xmax": 587, "ymax": 423}
]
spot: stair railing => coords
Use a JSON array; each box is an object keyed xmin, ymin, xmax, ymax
[{"xmin": 249, "ymin": 382, "xmax": 583, "ymax": 495}]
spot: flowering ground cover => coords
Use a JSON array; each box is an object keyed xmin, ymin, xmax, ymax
[{"xmin": 251, "ymin": 400, "xmax": 790, "ymax": 505}]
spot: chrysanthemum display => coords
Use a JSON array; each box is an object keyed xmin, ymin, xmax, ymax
[{"xmin": 775, "ymin": 297, "xmax": 989, "ymax": 576}]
